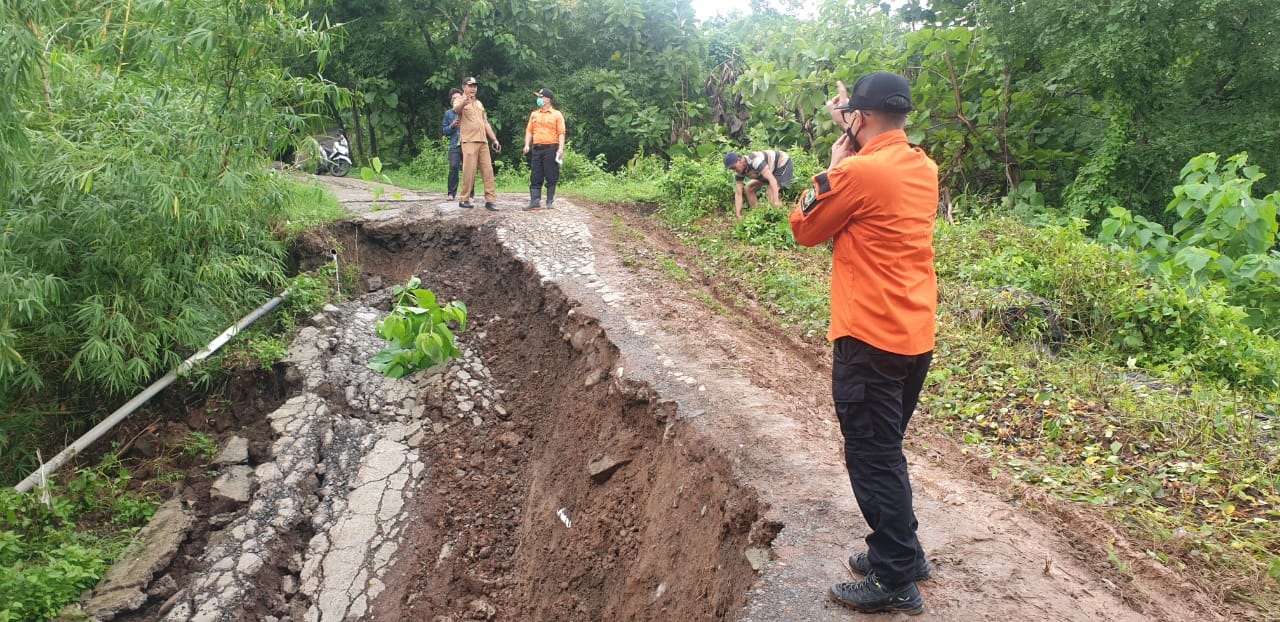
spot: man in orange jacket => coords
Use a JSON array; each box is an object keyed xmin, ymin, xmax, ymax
[{"xmin": 790, "ymin": 71, "xmax": 938, "ymax": 616}]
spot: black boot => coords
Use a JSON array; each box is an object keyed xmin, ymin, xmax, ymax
[{"xmin": 828, "ymin": 572, "xmax": 924, "ymax": 615}]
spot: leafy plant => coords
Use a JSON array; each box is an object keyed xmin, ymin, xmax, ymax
[
  {"xmin": 360, "ymin": 157, "xmax": 403, "ymax": 210},
  {"xmin": 286, "ymin": 270, "xmax": 333, "ymax": 319},
  {"xmin": 940, "ymin": 214, "xmax": 1280, "ymax": 391},
  {"xmin": 225, "ymin": 333, "xmax": 290, "ymax": 372},
  {"xmin": 0, "ymin": 454, "xmax": 156, "ymax": 621},
  {"xmin": 563, "ymin": 152, "xmax": 665, "ymax": 207},
  {"xmin": 1101, "ymin": 152, "xmax": 1280, "ymax": 331},
  {"xmin": 657, "ymin": 155, "xmax": 736, "ymax": 228},
  {"xmin": 368, "ymin": 278, "xmax": 468, "ymax": 378}
]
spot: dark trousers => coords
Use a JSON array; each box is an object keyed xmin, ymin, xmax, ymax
[
  {"xmin": 832, "ymin": 336, "xmax": 932, "ymax": 587},
  {"xmin": 447, "ymin": 145, "xmax": 462, "ymax": 197},
  {"xmin": 529, "ymin": 145, "xmax": 560, "ymax": 203}
]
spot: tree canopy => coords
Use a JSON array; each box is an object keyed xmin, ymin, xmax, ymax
[{"xmin": 291, "ymin": 0, "xmax": 1279, "ymax": 222}]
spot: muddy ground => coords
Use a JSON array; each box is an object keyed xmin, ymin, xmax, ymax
[{"xmin": 64, "ymin": 173, "xmax": 1248, "ymax": 622}]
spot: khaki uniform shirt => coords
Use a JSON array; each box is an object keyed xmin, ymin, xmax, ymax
[{"xmin": 453, "ymin": 95, "xmax": 489, "ymax": 143}]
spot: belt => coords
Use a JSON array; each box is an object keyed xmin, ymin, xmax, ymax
[{"xmin": 533, "ymin": 144, "xmax": 558, "ymax": 149}]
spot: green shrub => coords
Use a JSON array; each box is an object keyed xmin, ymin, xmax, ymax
[
  {"xmin": 732, "ymin": 205, "xmax": 796, "ymax": 249},
  {"xmin": 224, "ymin": 332, "xmax": 290, "ymax": 372},
  {"xmin": 286, "ymin": 270, "xmax": 332, "ymax": 319},
  {"xmin": 493, "ymin": 156, "xmax": 528, "ymax": 190},
  {"xmin": 657, "ymin": 155, "xmax": 735, "ymax": 227},
  {"xmin": 782, "ymin": 148, "xmax": 824, "ymax": 205},
  {"xmin": 0, "ymin": 541, "xmax": 109, "ymax": 621},
  {"xmin": 0, "ymin": 454, "xmax": 156, "ymax": 621},
  {"xmin": 937, "ymin": 216, "xmax": 1280, "ymax": 390},
  {"xmin": 401, "ymin": 138, "xmax": 452, "ymax": 181},
  {"xmin": 1101, "ymin": 152, "xmax": 1280, "ymax": 332},
  {"xmin": 556, "ymin": 145, "xmax": 608, "ymax": 183},
  {"xmin": 563, "ymin": 152, "xmax": 666, "ymax": 206}
]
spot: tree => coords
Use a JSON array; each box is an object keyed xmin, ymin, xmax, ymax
[{"xmin": 979, "ymin": 0, "xmax": 1280, "ymax": 222}]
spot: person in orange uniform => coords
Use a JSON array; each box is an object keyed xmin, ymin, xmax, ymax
[
  {"xmin": 523, "ymin": 88, "xmax": 566, "ymax": 210},
  {"xmin": 452, "ymin": 76, "xmax": 501, "ymax": 211},
  {"xmin": 789, "ymin": 71, "xmax": 938, "ymax": 616}
]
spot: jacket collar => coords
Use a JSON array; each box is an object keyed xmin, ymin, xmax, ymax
[{"xmin": 856, "ymin": 129, "xmax": 908, "ymax": 156}]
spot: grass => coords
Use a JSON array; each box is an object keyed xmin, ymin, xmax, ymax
[
  {"xmin": 563, "ymin": 175, "xmax": 662, "ymax": 207},
  {"xmin": 277, "ymin": 179, "xmax": 346, "ymax": 235},
  {"xmin": 178, "ymin": 431, "xmax": 219, "ymax": 463}
]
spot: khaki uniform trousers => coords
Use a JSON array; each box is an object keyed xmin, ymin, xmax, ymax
[{"xmin": 460, "ymin": 141, "xmax": 496, "ymax": 203}]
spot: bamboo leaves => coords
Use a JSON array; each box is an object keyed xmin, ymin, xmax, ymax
[{"xmin": 1, "ymin": 0, "xmax": 333, "ymax": 413}]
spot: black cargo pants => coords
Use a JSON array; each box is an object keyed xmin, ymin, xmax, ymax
[
  {"xmin": 529, "ymin": 144, "xmax": 560, "ymax": 204},
  {"xmin": 832, "ymin": 336, "xmax": 932, "ymax": 588}
]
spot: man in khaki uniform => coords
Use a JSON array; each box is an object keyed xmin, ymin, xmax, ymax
[{"xmin": 452, "ymin": 76, "xmax": 501, "ymax": 210}]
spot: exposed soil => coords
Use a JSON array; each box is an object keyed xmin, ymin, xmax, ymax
[
  {"xmin": 337, "ymin": 220, "xmax": 765, "ymax": 621},
  {"xmin": 58, "ymin": 173, "xmax": 1247, "ymax": 622}
]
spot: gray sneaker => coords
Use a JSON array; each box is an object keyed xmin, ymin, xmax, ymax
[
  {"xmin": 848, "ymin": 552, "xmax": 932, "ymax": 582},
  {"xmin": 829, "ymin": 572, "xmax": 924, "ymax": 615}
]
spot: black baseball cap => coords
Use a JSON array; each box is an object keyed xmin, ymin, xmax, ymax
[
  {"xmin": 536, "ymin": 88, "xmax": 554, "ymax": 99},
  {"xmin": 463, "ymin": 77, "xmax": 479, "ymax": 86},
  {"xmin": 838, "ymin": 72, "xmax": 912, "ymax": 112}
]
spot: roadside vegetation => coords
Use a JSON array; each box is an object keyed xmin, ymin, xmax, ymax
[
  {"xmin": 0, "ymin": 2, "xmax": 348, "ymax": 616},
  {"xmin": 0, "ymin": 455, "xmax": 154, "ymax": 621}
]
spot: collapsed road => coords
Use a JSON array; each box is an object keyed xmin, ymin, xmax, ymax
[{"xmin": 59, "ymin": 178, "xmax": 1227, "ymax": 622}]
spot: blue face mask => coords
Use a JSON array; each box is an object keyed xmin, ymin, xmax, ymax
[{"xmin": 536, "ymin": 97, "xmax": 545, "ymax": 107}]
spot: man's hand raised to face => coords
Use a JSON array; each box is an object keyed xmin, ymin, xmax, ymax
[{"xmin": 826, "ymin": 80, "xmax": 851, "ymax": 129}]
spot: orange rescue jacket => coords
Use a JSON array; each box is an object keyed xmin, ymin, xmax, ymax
[{"xmin": 789, "ymin": 129, "xmax": 938, "ymax": 355}]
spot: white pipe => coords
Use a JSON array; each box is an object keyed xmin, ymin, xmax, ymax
[
  {"xmin": 330, "ymin": 248, "xmax": 341, "ymax": 297},
  {"xmin": 14, "ymin": 289, "xmax": 292, "ymax": 493}
]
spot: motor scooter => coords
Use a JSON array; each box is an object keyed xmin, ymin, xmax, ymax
[{"xmin": 316, "ymin": 132, "xmax": 352, "ymax": 177}]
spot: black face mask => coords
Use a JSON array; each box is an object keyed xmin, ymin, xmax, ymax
[{"xmin": 844, "ymin": 126, "xmax": 862, "ymax": 152}]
